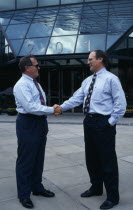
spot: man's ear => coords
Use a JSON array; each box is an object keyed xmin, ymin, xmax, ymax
[
  {"xmin": 99, "ymin": 57, "xmax": 103, "ymax": 63},
  {"xmin": 25, "ymin": 66, "xmax": 30, "ymax": 72}
]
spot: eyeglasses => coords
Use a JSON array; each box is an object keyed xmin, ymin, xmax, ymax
[
  {"xmin": 32, "ymin": 64, "xmax": 40, "ymax": 68},
  {"xmin": 26, "ymin": 64, "xmax": 40, "ymax": 68}
]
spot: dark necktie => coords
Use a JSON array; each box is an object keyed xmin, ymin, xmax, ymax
[
  {"xmin": 33, "ymin": 79, "xmax": 45, "ymax": 105},
  {"xmin": 84, "ymin": 73, "xmax": 97, "ymax": 114}
]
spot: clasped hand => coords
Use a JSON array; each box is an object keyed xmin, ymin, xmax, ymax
[{"xmin": 53, "ymin": 104, "xmax": 62, "ymax": 116}]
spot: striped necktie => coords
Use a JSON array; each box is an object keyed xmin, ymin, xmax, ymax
[
  {"xmin": 84, "ymin": 73, "xmax": 97, "ymax": 114},
  {"xmin": 33, "ymin": 79, "xmax": 45, "ymax": 105}
]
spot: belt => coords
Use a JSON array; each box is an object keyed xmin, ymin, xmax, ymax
[
  {"xmin": 86, "ymin": 113, "xmax": 110, "ymax": 118},
  {"xmin": 18, "ymin": 113, "xmax": 47, "ymax": 118}
]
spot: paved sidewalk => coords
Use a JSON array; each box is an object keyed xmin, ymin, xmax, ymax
[
  {"xmin": 1, "ymin": 113, "xmax": 133, "ymax": 125},
  {"xmin": 0, "ymin": 113, "xmax": 133, "ymax": 210}
]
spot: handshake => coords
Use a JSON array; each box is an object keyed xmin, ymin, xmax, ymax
[{"xmin": 53, "ymin": 104, "xmax": 62, "ymax": 116}]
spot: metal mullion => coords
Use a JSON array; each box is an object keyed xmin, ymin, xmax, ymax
[
  {"xmin": 105, "ymin": 0, "xmax": 110, "ymax": 51},
  {"xmin": 107, "ymin": 26, "xmax": 133, "ymax": 54},
  {"xmin": 86, "ymin": 3, "xmax": 108, "ymax": 32},
  {"xmin": 74, "ymin": 3, "xmax": 84, "ymax": 53},
  {"xmin": 44, "ymin": 6, "xmax": 60, "ymax": 55},
  {"xmin": 17, "ymin": 8, "xmax": 38, "ymax": 56},
  {"xmin": 15, "ymin": 0, "xmax": 17, "ymax": 10},
  {"xmin": 2, "ymin": 10, "xmax": 17, "ymax": 57}
]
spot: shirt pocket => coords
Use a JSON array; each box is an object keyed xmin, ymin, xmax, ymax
[{"xmin": 92, "ymin": 83, "xmax": 105, "ymax": 101}]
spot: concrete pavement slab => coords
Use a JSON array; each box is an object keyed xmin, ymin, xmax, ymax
[
  {"xmin": 44, "ymin": 165, "xmax": 89, "ymax": 189},
  {"xmin": 0, "ymin": 114, "xmax": 133, "ymax": 210},
  {"xmin": 0, "ymin": 177, "xmax": 16, "ymax": 201},
  {"xmin": 120, "ymin": 155, "xmax": 133, "ymax": 163}
]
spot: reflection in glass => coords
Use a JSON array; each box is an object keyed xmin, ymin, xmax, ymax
[
  {"xmin": 27, "ymin": 8, "xmax": 58, "ymax": 38},
  {"xmin": 17, "ymin": 0, "xmax": 37, "ymax": 9},
  {"xmin": 76, "ymin": 34, "xmax": 106, "ymax": 53},
  {"xmin": 34, "ymin": 7, "xmax": 58, "ymax": 24},
  {"xmin": 38, "ymin": 0, "xmax": 59, "ymax": 6},
  {"xmin": 108, "ymin": 0, "xmax": 133, "ymax": 35},
  {"xmin": 27, "ymin": 23, "xmax": 53, "ymax": 38},
  {"xmin": 10, "ymin": 10, "xmax": 36, "ymax": 24},
  {"xmin": 6, "ymin": 24, "xmax": 30, "ymax": 39},
  {"xmin": 107, "ymin": 34, "xmax": 122, "ymax": 49},
  {"xmin": 46, "ymin": 36, "xmax": 77, "ymax": 54},
  {"xmin": 1, "ymin": 26, "xmax": 7, "ymax": 31},
  {"xmin": 61, "ymin": 0, "xmax": 83, "ymax": 3},
  {"xmin": 129, "ymin": 32, "xmax": 133, "ymax": 38},
  {"xmin": 85, "ymin": 0, "xmax": 106, "ymax": 2},
  {"xmin": 52, "ymin": 5, "xmax": 82, "ymax": 36},
  {"xmin": 80, "ymin": 2, "xmax": 108, "ymax": 34},
  {"xmin": 0, "ymin": 0, "xmax": 15, "ymax": 11},
  {"xmin": 0, "ymin": 12, "xmax": 14, "ymax": 25},
  {"xmin": 10, "ymin": 39, "xmax": 23, "ymax": 56},
  {"xmin": 19, "ymin": 37, "xmax": 49, "ymax": 56}
]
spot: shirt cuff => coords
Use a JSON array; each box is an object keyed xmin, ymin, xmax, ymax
[
  {"xmin": 108, "ymin": 116, "xmax": 117, "ymax": 126},
  {"xmin": 45, "ymin": 107, "xmax": 54, "ymax": 114},
  {"xmin": 60, "ymin": 104, "xmax": 67, "ymax": 111}
]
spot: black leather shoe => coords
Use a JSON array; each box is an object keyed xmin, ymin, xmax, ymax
[
  {"xmin": 81, "ymin": 190, "xmax": 103, "ymax": 197},
  {"xmin": 33, "ymin": 189, "xmax": 55, "ymax": 197},
  {"xmin": 100, "ymin": 200, "xmax": 119, "ymax": 209},
  {"xmin": 20, "ymin": 198, "xmax": 34, "ymax": 209}
]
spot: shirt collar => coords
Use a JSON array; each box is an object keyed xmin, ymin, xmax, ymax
[
  {"xmin": 95, "ymin": 68, "xmax": 106, "ymax": 76},
  {"xmin": 22, "ymin": 74, "xmax": 34, "ymax": 81}
]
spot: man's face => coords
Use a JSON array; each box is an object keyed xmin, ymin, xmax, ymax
[
  {"xmin": 87, "ymin": 51, "xmax": 103, "ymax": 72},
  {"xmin": 26, "ymin": 58, "xmax": 40, "ymax": 79}
]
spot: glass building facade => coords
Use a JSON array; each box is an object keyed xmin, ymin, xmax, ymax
[{"xmin": 0, "ymin": 0, "xmax": 133, "ymax": 113}]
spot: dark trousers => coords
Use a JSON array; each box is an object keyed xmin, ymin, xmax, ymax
[
  {"xmin": 83, "ymin": 115, "xmax": 119, "ymax": 202},
  {"xmin": 16, "ymin": 114, "xmax": 48, "ymax": 199}
]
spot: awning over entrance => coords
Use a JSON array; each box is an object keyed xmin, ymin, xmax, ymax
[{"xmin": 0, "ymin": 0, "xmax": 133, "ymax": 58}]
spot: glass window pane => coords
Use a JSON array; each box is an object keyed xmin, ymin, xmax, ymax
[
  {"xmin": 33, "ymin": 7, "xmax": 58, "ymax": 23},
  {"xmin": 27, "ymin": 8, "xmax": 58, "ymax": 38},
  {"xmin": 107, "ymin": 34, "xmax": 122, "ymax": 49},
  {"xmin": 129, "ymin": 32, "xmax": 133, "ymax": 38},
  {"xmin": 85, "ymin": 0, "xmax": 106, "ymax": 2},
  {"xmin": 38, "ymin": 0, "xmax": 59, "ymax": 7},
  {"xmin": 76, "ymin": 34, "xmax": 106, "ymax": 53},
  {"xmin": 6, "ymin": 24, "xmax": 30, "ymax": 39},
  {"xmin": 46, "ymin": 36, "xmax": 77, "ymax": 54},
  {"xmin": 27, "ymin": 23, "xmax": 53, "ymax": 38},
  {"xmin": 1, "ymin": 26, "xmax": 7, "ymax": 31},
  {"xmin": 10, "ymin": 39, "xmax": 23, "ymax": 56},
  {"xmin": 108, "ymin": 0, "xmax": 133, "ymax": 36},
  {"xmin": 80, "ymin": 2, "xmax": 108, "ymax": 34},
  {"xmin": 17, "ymin": 0, "xmax": 37, "ymax": 9},
  {"xmin": 0, "ymin": 12, "xmax": 14, "ymax": 25},
  {"xmin": 52, "ymin": 5, "xmax": 82, "ymax": 36},
  {"xmin": 19, "ymin": 37, "xmax": 49, "ymax": 56},
  {"xmin": 10, "ymin": 10, "xmax": 36, "ymax": 24},
  {"xmin": 0, "ymin": 0, "xmax": 15, "ymax": 11},
  {"xmin": 61, "ymin": 0, "xmax": 83, "ymax": 4}
]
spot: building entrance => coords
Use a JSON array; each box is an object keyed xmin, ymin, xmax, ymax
[{"xmin": 39, "ymin": 64, "xmax": 89, "ymax": 113}]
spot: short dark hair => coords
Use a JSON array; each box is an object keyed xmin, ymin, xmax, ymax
[
  {"xmin": 94, "ymin": 50, "xmax": 109, "ymax": 70},
  {"xmin": 18, "ymin": 55, "xmax": 36, "ymax": 72}
]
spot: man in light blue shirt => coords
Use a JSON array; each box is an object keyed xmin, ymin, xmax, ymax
[
  {"xmin": 13, "ymin": 56, "xmax": 61, "ymax": 209},
  {"xmin": 60, "ymin": 50, "xmax": 126, "ymax": 209}
]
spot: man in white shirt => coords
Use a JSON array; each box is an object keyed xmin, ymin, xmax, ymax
[
  {"xmin": 13, "ymin": 56, "xmax": 61, "ymax": 209},
  {"xmin": 60, "ymin": 50, "xmax": 127, "ymax": 209}
]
